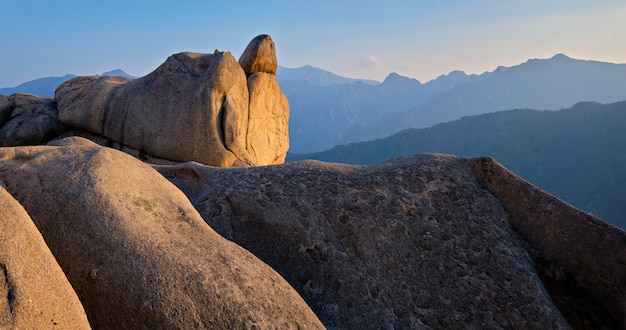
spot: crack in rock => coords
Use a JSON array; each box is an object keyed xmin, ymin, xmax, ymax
[{"xmin": 0, "ymin": 263, "xmax": 15, "ymax": 325}]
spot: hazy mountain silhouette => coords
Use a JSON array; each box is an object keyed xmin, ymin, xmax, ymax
[
  {"xmin": 0, "ymin": 74, "xmax": 77, "ymax": 98},
  {"xmin": 288, "ymin": 101, "xmax": 626, "ymax": 229},
  {"xmin": 340, "ymin": 54, "xmax": 626, "ymax": 145},
  {"xmin": 277, "ymin": 65, "xmax": 379, "ymax": 86},
  {"xmin": 0, "ymin": 70, "xmax": 136, "ymax": 97},
  {"xmin": 279, "ymin": 66, "xmax": 484, "ymax": 152},
  {"xmin": 101, "ymin": 69, "xmax": 136, "ymax": 78},
  {"xmin": 280, "ymin": 54, "xmax": 626, "ymax": 152}
]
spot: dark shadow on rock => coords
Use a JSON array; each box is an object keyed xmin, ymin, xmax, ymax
[{"xmin": 469, "ymin": 156, "xmax": 626, "ymax": 329}]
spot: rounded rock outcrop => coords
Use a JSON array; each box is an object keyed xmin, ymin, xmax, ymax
[
  {"xmin": 156, "ymin": 154, "xmax": 578, "ymax": 329},
  {"xmin": 56, "ymin": 51, "xmax": 251, "ymax": 167},
  {"xmin": 53, "ymin": 35, "xmax": 288, "ymax": 167},
  {"xmin": 0, "ymin": 93, "xmax": 69, "ymax": 146},
  {"xmin": 0, "ymin": 186, "xmax": 91, "ymax": 329},
  {"xmin": 238, "ymin": 34, "xmax": 278, "ymax": 75},
  {"xmin": 0, "ymin": 138, "xmax": 323, "ymax": 329}
]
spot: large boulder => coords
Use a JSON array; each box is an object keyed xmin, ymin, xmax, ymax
[
  {"xmin": 56, "ymin": 51, "xmax": 251, "ymax": 167},
  {"xmin": 54, "ymin": 35, "xmax": 289, "ymax": 167},
  {"xmin": 239, "ymin": 34, "xmax": 289, "ymax": 165},
  {"xmin": 239, "ymin": 34, "xmax": 278, "ymax": 75},
  {"xmin": 0, "ymin": 186, "xmax": 91, "ymax": 329},
  {"xmin": 0, "ymin": 137, "xmax": 323, "ymax": 329},
  {"xmin": 158, "ymin": 153, "xmax": 620, "ymax": 329},
  {"xmin": 0, "ymin": 93, "xmax": 69, "ymax": 146}
]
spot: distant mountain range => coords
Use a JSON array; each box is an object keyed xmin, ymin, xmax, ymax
[
  {"xmin": 278, "ymin": 65, "xmax": 487, "ymax": 152},
  {"xmin": 279, "ymin": 54, "xmax": 626, "ymax": 152},
  {"xmin": 0, "ymin": 70, "xmax": 136, "ymax": 97},
  {"xmin": 340, "ymin": 54, "xmax": 626, "ymax": 146},
  {"xmin": 288, "ymin": 101, "xmax": 626, "ymax": 229},
  {"xmin": 3, "ymin": 55, "xmax": 626, "ymax": 153},
  {"xmin": 0, "ymin": 74, "xmax": 76, "ymax": 98},
  {"xmin": 277, "ymin": 65, "xmax": 379, "ymax": 86}
]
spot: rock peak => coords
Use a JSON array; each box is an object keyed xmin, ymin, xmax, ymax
[
  {"xmin": 382, "ymin": 72, "xmax": 421, "ymax": 85},
  {"xmin": 239, "ymin": 34, "xmax": 278, "ymax": 75}
]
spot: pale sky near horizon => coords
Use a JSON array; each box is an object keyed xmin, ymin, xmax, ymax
[{"xmin": 1, "ymin": 0, "xmax": 625, "ymax": 87}]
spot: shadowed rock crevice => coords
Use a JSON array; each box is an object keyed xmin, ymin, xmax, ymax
[
  {"xmin": 468, "ymin": 156, "xmax": 626, "ymax": 329},
  {"xmin": 216, "ymin": 95, "xmax": 227, "ymax": 149},
  {"xmin": 535, "ymin": 257, "xmax": 619, "ymax": 329},
  {"xmin": 0, "ymin": 263, "xmax": 15, "ymax": 325}
]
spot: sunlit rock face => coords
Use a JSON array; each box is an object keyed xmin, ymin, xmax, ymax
[
  {"xmin": 56, "ymin": 51, "xmax": 250, "ymax": 167},
  {"xmin": 0, "ymin": 185, "xmax": 90, "ymax": 329},
  {"xmin": 49, "ymin": 34, "xmax": 289, "ymax": 167},
  {"xmin": 239, "ymin": 35, "xmax": 290, "ymax": 165},
  {"xmin": 0, "ymin": 137, "xmax": 324, "ymax": 329}
]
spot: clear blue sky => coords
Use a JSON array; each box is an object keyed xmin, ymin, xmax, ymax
[{"xmin": 1, "ymin": 0, "xmax": 625, "ymax": 87}]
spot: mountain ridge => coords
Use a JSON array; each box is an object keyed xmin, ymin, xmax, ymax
[
  {"xmin": 338, "ymin": 54, "xmax": 626, "ymax": 145},
  {"xmin": 284, "ymin": 53, "xmax": 626, "ymax": 152},
  {"xmin": 281, "ymin": 63, "xmax": 487, "ymax": 152},
  {"xmin": 277, "ymin": 65, "xmax": 379, "ymax": 86}
]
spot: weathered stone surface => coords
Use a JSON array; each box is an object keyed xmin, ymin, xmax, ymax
[
  {"xmin": 246, "ymin": 72, "xmax": 290, "ymax": 164},
  {"xmin": 52, "ymin": 35, "xmax": 290, "ymax": 168},
  {"xmin": 0, "ymin": 186, "xmax": 91, "ymax": 329},
  {"xmin": 56, "ymin": 52, "xmax": 252, "ymax": 167},
  {"xmin": 0, "ymin": 93, "xmax": 69, "ymax": 146},
  {"xmin": 56, "ymin": 75, "xmax": 132, "ymax": 134},
  {"xmin": 156, "ymin": 154, "xmax": 574, "ymax": 329},
  {"xmin": 239, "ymin": 34, "xmax": 278, "ymax": 75},
  {"xmin": 0, "ymin": 137, "xmax": 323, "ymax": 329},
  {"xmin": 469, "ymin": 156, "xmax": 626, "ymax": 329}
]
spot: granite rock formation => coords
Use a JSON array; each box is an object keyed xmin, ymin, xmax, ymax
[
  {"xmin": 0, "ymin": 135, "xmax": 622, "ymax": 328},
  {"xmin": 52, "ymin": 35, "xmax": 288, "ymax": 167},
  {"xmin": 470, "ymin": 156, "xmax": 626, "ymax": 328},
  {"xmin": 0, "ymin": 186, "xmax": 91, "ymax": 329},
  {"xmin": 240, "ymin": 35, "xmax": 290, "ymax": 165},
  {"xmin": 0, "ymin": 93, "xmax": 69, "ymax": 146},
  {"xmin": 239, "ymin": 34, "xmax": 278, "ymax": 75},
  {"xmin": 157, "ymin": 154, "xmax": 626, "ymax": 329},
  {"xmin": 0, "ymin": 35, "xmax": 289, "ymax": 167},
  {"xmin": 56, "ymin": 52, "xmax": 251, "ymax": 167},
  {"xmin": 0, "ymin": 138, "xmax": 323, "ymax": 329}
]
